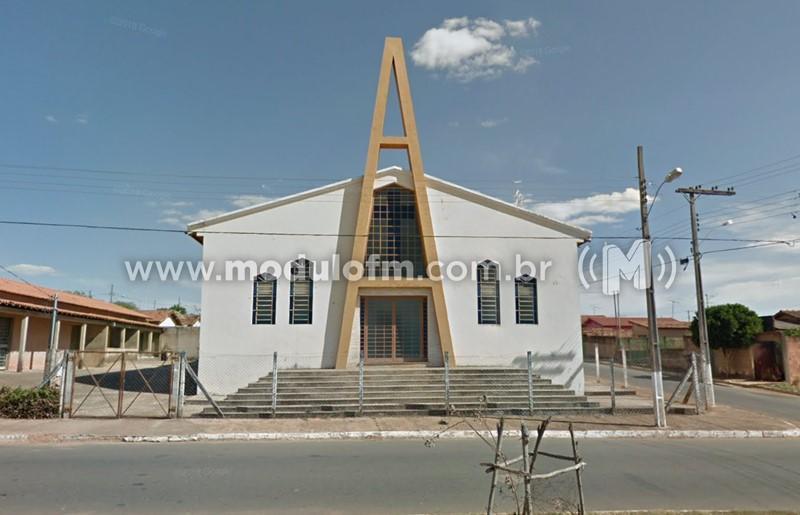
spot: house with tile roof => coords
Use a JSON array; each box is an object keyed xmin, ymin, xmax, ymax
[{"xmin": 0, "ymin": 278, "xmax": 161, "ymax": 371}]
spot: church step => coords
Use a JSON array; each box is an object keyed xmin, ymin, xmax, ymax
[
  {"xmin": 204, "ymin": 399, "xmax": 598, "ymax": 413},
  {"xmin": 201, "ymin": 408, "xmax": 603, "ymax": 418},
  {"xmin": 263, "ymin": 367, "xmax": 533, "ymax": 375},
  {"xmin": 231, "ymin": 387, "xmax": 574, "ymax": 398},
  {"xmin": 216, "ymin": 397, "xmax": 588, "ymax": 408},
  {"xmin": 193, "ymin": 367, "xmax": 594, "ymax": 418},
  {"xmin": 249, "ymin": 375, "xmax": 551, "ymax": 386}
]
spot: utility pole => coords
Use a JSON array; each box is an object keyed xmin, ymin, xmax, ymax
[
  {"xmin": 637, "ymin": 146, "xmax": 667, "ymax": 428},
  {"xmin": 670, "ymin": 300, "xmax": 678, "ymax": 319},
  {"xmin": 676, "ymin": 185, "xmax": 736, "ymax": 408},
  {"xmin": 108, "ymin": 284, "xmax": 115, "ymax": 303},
  {"xmin": 42, "ymin": 295, "xmax": 59, "ymax": 382}
]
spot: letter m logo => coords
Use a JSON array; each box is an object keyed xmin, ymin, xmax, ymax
[{"xmin": 602, "ymin": 240, "xmax": 646, "ymax": 295}]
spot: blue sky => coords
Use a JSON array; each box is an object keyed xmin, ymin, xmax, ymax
[{"xmin": 1, "ymin": 1, "xmax": 798, "ymax": 316}]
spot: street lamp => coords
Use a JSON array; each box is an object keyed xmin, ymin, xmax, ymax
[
  {"xmin": 637, "ymin": 147, "xmax": 682, "ymax": 428},
  {"xmin": 648, "ymin": 167, "xmax": 683, "ymax": 216}
]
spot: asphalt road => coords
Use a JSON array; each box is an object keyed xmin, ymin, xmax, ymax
[
  {"xmin": 584, "ymin": 362, "xmax": 800, "ymax": 422},
  {"xmin": 2, "ymin": 439, "xmax": 800, "ymax": 514}
]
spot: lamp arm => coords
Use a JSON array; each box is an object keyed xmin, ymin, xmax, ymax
[{"xmin": 646, "ymin": 180, "xmax": 667, "ymax": 217}]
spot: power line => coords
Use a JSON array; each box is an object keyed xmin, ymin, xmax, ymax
[
  {"xmin": 702, "ymin": 152, "xmax": 800, "ymax": 185},
  {"xmin": 0, "ymin": 219, "xmax": 796, "ymax": 244},
  {"xmin": 0, "ymin": 263, "xmax": 55, "ymax": 297}
]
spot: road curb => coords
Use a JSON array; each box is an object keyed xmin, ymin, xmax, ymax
[
  {"xmin": 2, "ymin": 428, "xmax": 798, "ymax": 444},
  {"xmin": 715, "ymin": 379, "xmax": 800, "ymax": 397},
  {"xmin": 121, "ymin": 428, "xmax": 800, "ymax": 442}
]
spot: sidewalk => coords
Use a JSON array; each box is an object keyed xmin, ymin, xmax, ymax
[{"xmin": 1, "ymin": 402, "xmax": 798, "ymax": 444}]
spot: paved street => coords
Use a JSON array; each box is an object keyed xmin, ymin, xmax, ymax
[
  {"xmin": 2, "ymin": 438, "xmax": 800, "ymax": 514},
  {"xmin": 584, "ymin": 362, "xmax": 800, "ymax": 423}
]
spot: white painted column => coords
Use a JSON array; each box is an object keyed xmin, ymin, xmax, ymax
[
  {"xmin": 54, "ymin": 320, "xmax": 61, "ymax": 362},
  {"xmin": 594, "ymin": 343, "xmax": 600, "ymax": 383},
  {"xmin": 16, "ymin": 316, "xmax": 29, "ymax": 372},
  {"xmin": 79, "ymin": 324, "xmax": 87, "ymax": 352},
  {"xmin": 147, "ymin": 332, "xmax": 154, "ymax": 353},
  {"xmin": 133, "ymin": 329, "xmax": 141, "ymax": 351},
  {"xmin": 120, "ymin": 328, "xmax": 126, "ymax": 350}
]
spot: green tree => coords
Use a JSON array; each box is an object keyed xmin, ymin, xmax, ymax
[
  {"xmin": 114, "ymin": 300, "xmax": 139, "ymax": 310},
  {"xmin": 169, "ymin": 304, "xmax": 187, "ymax": 314},
  {"xmin": 692, "ymin": 303, "xmax": 763, "ymax": 352}
]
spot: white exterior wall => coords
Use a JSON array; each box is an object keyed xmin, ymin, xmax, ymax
[
  {"xmin": 195, "ymin": 170, "xmax": 585, "ymax": 395},
  {"xmin": 428, "ymin": 185, "xmax": 585, "ymax": 394}
]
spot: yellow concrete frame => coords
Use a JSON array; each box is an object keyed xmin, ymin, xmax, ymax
[{"xmin": 334, "ymin": 37, "xmax": 455, "ymax": 368}]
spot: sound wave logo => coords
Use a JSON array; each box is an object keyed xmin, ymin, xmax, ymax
[{"xmin": 578, "ymin": 239, "xmax": 677, "ymax": 295}]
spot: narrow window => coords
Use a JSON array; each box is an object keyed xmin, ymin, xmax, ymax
[
  {"xmin": 252, "ymin": 273, "xmax": 277, "ymax": 325},
  {"xmin": 365, "ymin": 185, "xmax": 426, "ymax": 278},
  {"xmin": 289, "ymin": 259, "xmax": 313, "ymax": 324},
  {"xmin": 515, "ymin": 275, "xmax": 538, "ymax": 324},
  {"xmin": 477, "ymin": 260, "xmax": 500, "ymax": 324}
]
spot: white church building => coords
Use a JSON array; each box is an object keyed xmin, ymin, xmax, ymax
[{"xmin": 187, "ymin": 38, "xmax": 591, "ymax": 396}]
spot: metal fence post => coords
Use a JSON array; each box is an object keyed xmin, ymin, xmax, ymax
[
  {"xmin": 358, "ymin": 351, "xmax": 365, "ymax": 416},
  {"xmin": 176, "ymin": 352, "xmax": 186, "ymax": 418},
  {"xmin": 609, "ymin": 358, "xmax": 616, "ymax": 415},
  {"xmin": 691, "ymin": 352, "xmax": 704, "ymax": 415},
  {"xmin": 594, "ymin": 343, "xmax": 600, "ymax": 383},
  {"xmin": 271, "ymin": 351, "xmax": 278, "ymax": 417},
  {"xmin": 621, "ymin": 343, "xmax": 628, "ymax": 389},
  {"xmin": 169, "ymin": 354, "xmax": 180, "ymax": 418},
  {"xmin": 444, "ymin": 351, "xmax": 450, "ymax": 414},
  {"xmin": 59, "ymin": 351, "xmax": 74, "ymax": 418},
  {"xmin": 527, "ymin": 351, "xmax": 534, "ymax": 415},
  {"xmin": 117, "ymin": 352, "xmax": 126, "ymax": 419}
]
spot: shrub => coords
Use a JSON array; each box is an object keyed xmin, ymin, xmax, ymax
[
  {"xmin": 0, "ymin": 386, "xmax": 60, "ymax": 419},
  {"xmin": 691, "ymin": 303, "xmax": 763, "ymax": 352}
]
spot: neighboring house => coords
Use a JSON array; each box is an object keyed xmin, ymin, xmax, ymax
[
  {"xmin": 140, "ymin": 309, "xmax": 201, "ymax": 359},
  {"xmin": 581, "ymin": 315, "xmax": 693, "ymax": 369},
  {"xmin": 140, "ymin": 309, "xmax": 200, "ymax": 328},
  {"xmin": 0, "ymin": 278, "xmax": 160, "ymax": 371},
  {"xmin": 732, "ymin": 309, "xmax": 800, "ymax": 383}
]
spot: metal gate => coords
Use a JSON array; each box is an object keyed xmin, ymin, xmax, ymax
[{"xmin": 67, "ymin": 351, "xmax": 177, "ymax": 418}]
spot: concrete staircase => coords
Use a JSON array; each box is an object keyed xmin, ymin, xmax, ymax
[{"xmin": 196, "ymin": 367, "xmax": 600, "ymax": 418}]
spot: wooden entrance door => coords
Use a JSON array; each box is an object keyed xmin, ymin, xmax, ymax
[{"xmin": 361, "ymin": 297, "xmax": 427, "ymax": 363}]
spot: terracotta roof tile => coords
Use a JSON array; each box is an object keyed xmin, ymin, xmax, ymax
[{"xmin": 0, "ymin": 278, "xmax": 154, "ymax": 326}]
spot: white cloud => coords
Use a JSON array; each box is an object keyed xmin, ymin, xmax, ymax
[
  {"xmin": 44, "ymin": 115, "xmax": 57, "ymax": 123},
  {"xmin": 156, "ymin": 195, "xmax": 272, "ymax": 228},
  {"xmin": 7, "ymin": 264, "xmax": 57, "ymax": 276},
  {"xmin": 227, "ymin": 194, "xmax": 272, "ymax": 209},
  {"xmin": 158, "ymin": 208, "xmax": 227, "ymax": 228},
  {"xmin": 479, "ymin": 117, "xmax": 508, "ymax": 128},
  {"xmin": 505, "ymin": 18, "xmax": 541, "ymax": 37},
  {"xmin": 411, "ymin": 16, "xmax": 541, "ymax": 81},
  {"xmin": 75, "ymin": 114, "xmax": 89, "ymax": 124},
  {"xmin": 520, "ymin": 188, "xmax": 642, "ymax": 227}
]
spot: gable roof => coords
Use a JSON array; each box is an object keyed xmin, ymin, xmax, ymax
[
  {"xmin": 0, "ymin": 278, "xmax": 156, "ymax": 327},
  {"xmin": 186, "ymin": 167, "xmax": 592, "ymax": 243},
  {"xmin": 774, "ymin": 310, "xmax": 800, "ymax": 324},
  {"xmin": 581, "ymin": 315, "xmax": 690, "ymax": 330},
  {"xmin": 140, "ymin": 309, "xmax": 201, "ymax": 327}
]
